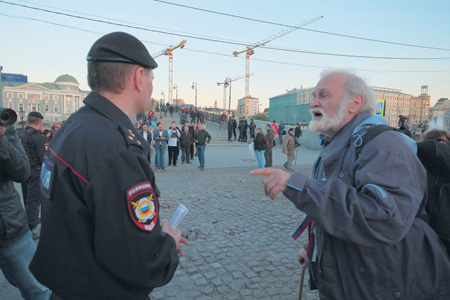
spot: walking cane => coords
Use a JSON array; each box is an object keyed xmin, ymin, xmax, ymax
[{"xmin": 298, "ymin": 267, "xmax": 306, "ymax": 300}]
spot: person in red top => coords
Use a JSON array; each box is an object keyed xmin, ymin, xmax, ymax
[{"xmin": 271, "ymin": 120, "xmax": 278, "ymax": 136}]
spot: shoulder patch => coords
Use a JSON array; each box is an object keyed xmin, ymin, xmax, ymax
[{"xmin": 126, "ymin": 182, "xmax": 159, "ymax": 231}]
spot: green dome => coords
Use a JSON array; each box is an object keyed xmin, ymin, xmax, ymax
[{"xmin": 55, "ymin": 74, "xmax": 79, "ymax": 84}]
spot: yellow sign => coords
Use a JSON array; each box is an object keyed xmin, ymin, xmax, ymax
[{"xmin": 375, "ymin": 99, "xmax": 386, "ymax": 116}]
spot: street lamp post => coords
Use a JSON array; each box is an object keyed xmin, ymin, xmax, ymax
[
  {"xmin": 19, "ymin": 110, "xmax": 25, "ymax": 130},
  {"xmin": 173, "ymin": 84, "xmax": 178, "ymax": 112},
  {"xmin": 191, "ymin": 82, "xmax": 197, "ymax": 108},
  {"xmin": 160, "ymin": 91, "xmax": 165, "ymax": 119},
  {"xmin": 225, "ymin": 77, "xmax": 232, "ymax": 114}
]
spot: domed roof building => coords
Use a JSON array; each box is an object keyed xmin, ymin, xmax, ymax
[{"xmin": 2, "ymin": 71, "xmax": 89, "ymax": 126}]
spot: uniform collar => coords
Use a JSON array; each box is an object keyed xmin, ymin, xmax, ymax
[{"xmin": 83, "ymin": 91, "xmax": 135, "ymax": 130}]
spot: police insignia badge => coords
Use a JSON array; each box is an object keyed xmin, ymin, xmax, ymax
[{"xmin": 126, "ymin": 182, "xmax": 159, "ymax": 231}]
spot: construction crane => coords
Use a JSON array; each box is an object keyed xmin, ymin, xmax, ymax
[
  {"xmin": 233, "ymin": 15, "xmax": 323, "ymax": 117},
  {"xmin": 153, "ymin": 40, "xmax": 186, "ymax": 105},
  {"xmin": 217, "ymin": 73, "xmax": 253, "ymax": 113}
]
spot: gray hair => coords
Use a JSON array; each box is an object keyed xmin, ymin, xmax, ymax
[{"xmin": 321, "ymin": 69, "xmax": 377, "ymax": 115}]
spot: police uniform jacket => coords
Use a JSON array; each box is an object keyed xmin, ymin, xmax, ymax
[
  {"xmin": 21, "ymin": 125, "xmax": 47, "ymax": 172},
  {"xmin": 30, "ymin": 92, "xmax": 179, "ymax": 300},
  {"xmin": 0, "ymin": 126, "xmax": 30, "ymax": 246}
]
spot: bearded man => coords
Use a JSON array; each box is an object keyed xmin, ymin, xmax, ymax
[{"xmin": 251, "ymin": 70, "xmax": 450, "ymax": 299}]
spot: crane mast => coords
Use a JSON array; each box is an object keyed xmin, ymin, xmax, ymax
[
  {"xmin": 233, "ymin": 15, "xmax": 323, "ymax": 117},
  {"xmin": 153, "ymin": 40, "xmax": 186, "ymax": 105},
  {"xmin": 217, "ymin": 73, "xmax": 253, "ymax": 113}
]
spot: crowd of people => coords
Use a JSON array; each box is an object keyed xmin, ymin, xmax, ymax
[
  {"xmin": 134, "ymin": 108, "xmax": 211, "ymax": 171},
  {"xmin": 1, "ymin": 31, "xmax": 450, "ymax": 300}
]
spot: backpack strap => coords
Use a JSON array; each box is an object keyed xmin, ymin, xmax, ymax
[{"xmin": 353, "ymin": 125, "xmax": 400, "ymax": 157}]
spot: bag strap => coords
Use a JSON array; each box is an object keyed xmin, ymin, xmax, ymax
[{"xmin": 353, "ymin": 125, "xmax": 400, "ymax": 157}]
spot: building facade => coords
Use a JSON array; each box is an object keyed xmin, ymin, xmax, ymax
[
  {"xmin": 237, "ymin": 96, "xmax": 259, "ymax": 118},
  {"xmin": 429, "ymin": 98, "xmax": 450, "ymax": 130},
  {"xmin": 2, "ymin": 74, "xmax": 88, "ymax": 126},
  {"xmin": 269, "ymin": 85, "xmax": 431, "ymax": 126}
]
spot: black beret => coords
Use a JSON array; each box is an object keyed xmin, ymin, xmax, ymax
[
  {"xmin": 28, "ymin": 111, "xmax": 43, "ymax": 119},
  {"xmin": 86, "ymin": 32, "xmax": 158, "ymax": 69},
  {"xmin": 288, "ymin": 128, "xmax": 294, "ymax": 132}
]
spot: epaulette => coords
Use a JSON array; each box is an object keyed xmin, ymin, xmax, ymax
[{"xmin": 118, "ymin": 126, "xmax": 143, "ymax": 149}]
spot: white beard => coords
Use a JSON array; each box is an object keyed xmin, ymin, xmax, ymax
[{"xmin": 309, "ymin": 98, "xmax": 349, "ymax": 136}]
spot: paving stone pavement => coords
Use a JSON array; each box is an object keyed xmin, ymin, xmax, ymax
[{"xmin": 150, "ymin": 165, "xmax": 319, "ymax": 300}]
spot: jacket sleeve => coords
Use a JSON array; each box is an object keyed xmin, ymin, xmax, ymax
[
  {"xmin": 0, "ymin": 128, "xmax": 30, "ymax": 183},
  {"xmin": 85, "ymin": 148, "xmax": 179, "ymax": 290},
  {"xmin": 206, "ymin": 132, "xmax": 212, "ymax": 144},
  {"xmin": 282, "ymin": 136, "xmax": 288, "ymax": 153},
  {"xmin": 283, "ymin": 132, "xmax": 427, "ymax": 247}
]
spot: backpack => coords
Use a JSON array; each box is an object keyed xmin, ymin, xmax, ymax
[{"xmin": 354, "ymin": 125, "xmax": 450, "ymax": 256}]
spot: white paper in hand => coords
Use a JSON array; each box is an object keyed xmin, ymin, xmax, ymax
[{"xmin": 169, "ymin": 204, "xmax": 188, "ymax": 229}]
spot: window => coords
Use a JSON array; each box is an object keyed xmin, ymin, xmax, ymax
[
  {"xmin": 28, "ymin": 94, "xmax": 40, "ymax": 100},
  {"xmin": 44, "ymin": 95, "xmax": 49, "ymax": 100},
  {"xmin": 8, "ymin": 103, "xmax": 13, "ymax": 109},
  {"xmin": 28, "ymin": 103, "xmax": 32, "ymax": 111},
  {"xmin": 53, "ymin": 95, "xmax": 59, "ymax": 101},
  {"xmin": 18, "ymin": 103, "xmax": 24, "ymax": 111},
  {"xmin": 32, "ymin": 104, "xmax": 37, "ymax": 111},
  {"xmin": 45, "ymin": 104, "xmax": 49, "ymax": 112},
  {"xmin": 7, "ymin": 93, "xmax": 13, "ymax": 98},
  {"xmin": 54, "ymin": 105, "xmax": 59, "ymax": 113},
  {"xmin": 18, "ymin": 93, "xmax": 24, "ymax": 99},
  {"xmin": 55, "ymin": 117, "xmax": 59, "ymax": 122}
]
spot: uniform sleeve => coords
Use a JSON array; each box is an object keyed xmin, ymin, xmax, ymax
[
  {"xmin": 283, "ymin": 133, "xmax": 427, "ymax": 247},
  {"xmin": 84, "ymin": 148, "xmax": 179, "ymax": 290},
  {"xmin": 0, "ymin": 128, "xmax": 30, "ymax": 182},
  {"xmin": 34, "ymin": 134, "xmax": 48, "ymax": 163}
]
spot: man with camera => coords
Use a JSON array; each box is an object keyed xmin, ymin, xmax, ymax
[
  {"xmin": 20, "ymin": 111, "xmax": 48, "ymax": 233},
  {"xmin": 167, "ymin": 121, "xmax": 180, "ymax": 167},
  {"xmin": 0, "ymin": 110, "xmax": 50, "ymax": 299}
]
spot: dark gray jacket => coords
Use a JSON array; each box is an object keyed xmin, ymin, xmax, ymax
[
  {"xmin": 0, "ymin": 126, "xmax": 30, "ymax": 246},
  {"xmin": 195, "ymin": 129, "xmax": 211, "ymax": 145},
  {"xmin": 283, "ymin": 111, "xmax": 450, "ymax": 299}
]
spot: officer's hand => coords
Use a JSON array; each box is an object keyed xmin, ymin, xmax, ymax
[
  {"xmin": 298, "ymin": 248, "xmax": 308, "ymax": 271},
  {"xmin": 250, "ymin": 168, "xmax": 291, "ymax": 200},
  {"xmin": 0, "ymin": 125, "xmax": 6, "ymax": 136},
  {"xmin": 161, "ymin": 219, "xmax": 188, "ymax": 255}
]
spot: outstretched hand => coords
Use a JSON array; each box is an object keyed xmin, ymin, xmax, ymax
[{"xmin": 250, "ymin": 168, "xmax": 291, "ymax": 200}]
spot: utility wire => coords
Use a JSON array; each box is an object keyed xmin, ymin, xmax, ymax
[
  {"xmin": 1, "ymin": 12, "xmax": 447, "ymax": 75},
  {"xmin": 1, "ymin": 0, "xmax": 450, "ymax": 60},
  {"xmin": 154, "ymin": 0, "xmax": 450, "ymax": 52}
]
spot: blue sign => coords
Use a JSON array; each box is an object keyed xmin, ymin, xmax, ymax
[{"xmin": 1, "ymin": 73, "xmax": 28, "ymax": 83}]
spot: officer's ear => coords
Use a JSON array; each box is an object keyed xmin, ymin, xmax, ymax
[
  {"xmin": 133, "ymin": 66, "xmax": 146, "ymax": 93},
  {"xmin": 348, "ymin": 94, "xmax": 364, "ymax": 115}
]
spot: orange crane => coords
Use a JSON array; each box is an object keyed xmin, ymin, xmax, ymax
[
  {"xmin": 153, "ymin": 40, "xmax": 187, "ymax": 104},
  {"xmin": 233, "ymin": 15, "xmax": 323, "ymax": 117},
  {"xmin": 217, "ymin": 73, "xmax": 253, "ymax": 113}
]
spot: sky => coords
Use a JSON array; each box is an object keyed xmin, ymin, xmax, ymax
[{"xmin": 1, "ymin": 0, "xmax": 449, "ymax": 110}]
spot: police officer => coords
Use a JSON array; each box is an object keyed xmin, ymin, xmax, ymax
[
  {"xmin": 20, "ymin": 111, "xmax": 47, "ymax": 232},
  {"xmin": 30, "ymin": 32, "xmax": 188, "ymax": 300}
]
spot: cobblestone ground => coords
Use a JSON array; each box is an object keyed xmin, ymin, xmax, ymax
[{"xmin": 150, "ymin": 165, "xmax": 319, "ymax": 300}]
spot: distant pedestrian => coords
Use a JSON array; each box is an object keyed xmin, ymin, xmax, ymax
[
  {"xmin": 180, "ymin": 125, "xmax": 193, "ymax": 164},
  {"xmin": 190, "ymin": 108, "xmax": 196, "ymax": 123},
  {"xmin": 253, "ymin": 128, "xmax": 266, "ymax": 169},
  {"xmin": 227, "ymin": 116, "xmax": 233, "ymax": 141},
  {"xmin": 220, "ymin": 111, "xmax": 227, "ymax": 130},
  {"xmin": 196, "ymin": 109, "xmax": 201, "ymax": 123},
  {"xmin": 238, "ymin": 118, "xmax": 244, "ymax": 142},
  {"xmin": 249, "ymin": 119, "xmax": 256, "ymax": 140},
  {"xmin": 154, "ymin": 123, "xmax": 169, "ymax": 170},
  {"xmin": 169, "ymin": 105, "xmax": 174, "ymax": 117},
  {"xmin": 282, "ymin": 128, "xmax": 295, "ymax": 171},
  {"xmin": 243, "ymin": 117, "xmax": 248, "ymax": 142},
  {"xmin": 195, "ymin": 123, "xmax": 211, "ymax": 170},
  {"xmin": 167, "ymin": 121, "xmax": 180, "ymax": 167},
  {"xmin": 278, "ymin": 120, "xmax": 285, "ymax": 144},
  {"xmin": 264, "ymin": 124, "xmax": 275, "ymax": 167},
  {"xmin": 20, "ymin": 111, "xmax": 47, "ymax": 233},
  {"xmin": 294, "ymin": 123, "xmax": 302, "ymax": 145},
  {"xmin": 231, "ymin": 116, "xmax": 237, "ymax": 141},
  {"xmin": 141, "ymin": 124, "xmax": 153, "ymax": 161}
]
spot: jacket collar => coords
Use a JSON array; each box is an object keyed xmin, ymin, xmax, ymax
[{"xmin": 83, "ymin": 92, "xmax": 135, "ymax": 131}]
